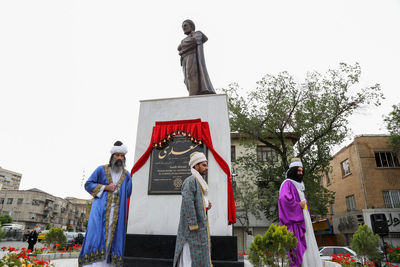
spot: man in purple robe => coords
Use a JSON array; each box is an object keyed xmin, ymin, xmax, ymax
[{"xmin": 278, "ymin": 158, "xmax": 322, "ymax": 267}]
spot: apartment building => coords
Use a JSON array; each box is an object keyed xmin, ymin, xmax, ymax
[
  {"xmin": 231, "ymin": 132, "xmax": 298, "ymax": 253},
  {"xmin": 0, "ymin": 188, "xmax": 90, "ymax": 231},
  {"xmin": 322, "ymin": 135, "xmax": 400, "ymax": 246},
  {"xmin": 0, "ymin": 166, "xmax": 22, "ymax": 190}
]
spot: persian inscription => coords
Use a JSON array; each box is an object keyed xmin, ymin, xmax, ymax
[{"xmin": 148, "ymin": 136, "xmax": 207, "ymax": 194}]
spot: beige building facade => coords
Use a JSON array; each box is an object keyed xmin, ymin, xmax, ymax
[
  {"xmin": 231, "ymin": 133, "xmax": 298, "ymax": 252},
  {"xmin": 0, "ymin": 166, "xmax": 22, "ymax": 190},
  {"xmin": 322, "ymin": 135, "xmax": 400, "ymax": 246},
  {"xmin": 0, "ymin": 188, "xmax": 90, "ymax": 231}
]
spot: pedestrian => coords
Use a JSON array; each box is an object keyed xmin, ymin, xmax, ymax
[
  {"xmin": 78, "ymin": 141, "xmax": 132, "ymax": 267},
  {"xmin": 23, "ymin": 228, "xmax": 30, "ymax": 242},
  {"xmin": 278, "ymin": 158, "xmax": 322, "ymax": 267},
  {"xmin": 27, "ymin": 228, "xmax": 38, "ymax": 252},
  {"xmin": 173, "ymin": 152, "xmax": 213, "ymax": 267}
]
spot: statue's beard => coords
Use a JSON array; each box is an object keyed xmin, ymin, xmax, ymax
[{"xmin": 111, "ymin": 158, "xmax": 125, "ymax": 172}]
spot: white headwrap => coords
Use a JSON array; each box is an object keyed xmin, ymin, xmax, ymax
[
  {"xmin": 110, "ymin": 144, "xmax": 128, "ymax": 154},
  {"xmin": 189, "ymin": 152, "xmax": 209, "ymax": 194},
  {"xmin": 189, "ymin": 152, "xmax": 207, "ymax": 167},
  {"xmin": 281, "ymin": 158, "xmax": 305, "ymax": 195},
  {"xmin": 289, "ymin": 158, "xmax": 303, "ymax": 169}
]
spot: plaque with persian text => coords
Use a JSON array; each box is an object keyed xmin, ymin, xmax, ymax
[{"xmin": 148, "ymin": 135, "xmax": 207, "ymax": 194}]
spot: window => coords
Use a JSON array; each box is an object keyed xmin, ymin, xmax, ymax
[
  {"xmin": 257, "ymin": 146, "xmax": 278, "ymax": 162},
  {"xmin": 17, "ymin": 198, "xmax": 23, "ymax": 205},
  {"xmin": 32, "ymin": 199, "xmax": 40, "ymax": 206},
  {"xmin": 341, "ymin": 159, "xmax": 351, "ymax": 176},
  {"xmin": 231, "ymin": 146, "xmax": 236, "ymax": 162},
  {"xmin": 0, "ymin": 198, "xmax": 4, "ymax": 204},
  {"xmin": 320, "ymin": 247, "xmax": 334, "ymax": 256},
  {"xmin": 375, "ymin": 152, "xmax": 400, "ymax": 168},
  {"xmin": 7, "ymin": 198, "xmax": 13, "ymax": 204},
  {"xmin": 330, "ymin": 203, "xmax": 334, "ymax": 215},
  {"xmin": 383, "ymin": 190, "xmax": 400, "ymax": 208},
  {"xmin": 346, "ymin": 195, "xmax": 356, "ymax": 211}
]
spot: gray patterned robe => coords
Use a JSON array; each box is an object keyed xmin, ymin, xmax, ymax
[{"xmin": 173, "ymin": 175, "xmax": 212, "ymax": 267}]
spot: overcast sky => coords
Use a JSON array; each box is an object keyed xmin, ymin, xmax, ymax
[{"xmin": 1, "ymin": 0, "xmax": 399, "ymax": 199}]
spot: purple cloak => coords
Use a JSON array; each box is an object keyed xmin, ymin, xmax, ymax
[{"xmin": 278, "ymin": 180, "xmax": 306, "ymax": 267}]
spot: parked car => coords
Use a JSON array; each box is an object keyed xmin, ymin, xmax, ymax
[
  {"xmin": 65, "ymin": 232, "xmax": 86, "ymax": 247},
  {"xmin": 319, "ymin": 246, "xmax": 360, "ymax": 263}
]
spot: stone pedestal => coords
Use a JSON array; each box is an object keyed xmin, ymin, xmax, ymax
[{"xmin": 124, "ymin": 94, "xmax": 243, "ymax": 266}]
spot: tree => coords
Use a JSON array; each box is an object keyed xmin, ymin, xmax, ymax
[
  {"xmin": 384, "ymin": 103, "xmax": 400, "ymax": 152},
  {"xmin": 0, "ymin": 223, "xmax": 7, "ymax": 240},
  {"xmin": 350, "ymin": 224, "xmax": 381, "ymax": 265},
  {"xmin": 223, "ymin": 63, "xmax": 383, "ymax": 220},
  {"xmin": 0, "ymin": 215, "xmax": 13, "ymax": 225}
]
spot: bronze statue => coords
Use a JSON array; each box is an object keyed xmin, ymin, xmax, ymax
[{"xmin": 178, "ymin": 20, "xmax": 216, "ymax": 96}]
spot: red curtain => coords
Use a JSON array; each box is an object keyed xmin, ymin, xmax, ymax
[{"xmin": 128, "ymin": 119, "xmax": 236, "ymax": 225}]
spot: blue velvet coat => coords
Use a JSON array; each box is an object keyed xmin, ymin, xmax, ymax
[{"xmin": 78, "ymin": 165, "xmax": 132, "ymax": 267}]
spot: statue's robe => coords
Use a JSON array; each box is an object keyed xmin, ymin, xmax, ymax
[
  {"xmin": 173, "ymin": 176, "xmax": 212, "ymax": 267},
  {"xmin": 79, "ymin": 165, "xmax": 132, "ymax": 267},
  {"xmin": 279, "ymin": 179, "xmax": 322, "ymax": 267},
  {"xmin": 179, "ymin": 31, "xmax": 215, "ymax": 96}
]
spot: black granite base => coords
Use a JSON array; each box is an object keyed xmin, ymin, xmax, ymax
[{"xmin": 124, "ymin": 234, "xmax": 244, "ymax": 267}]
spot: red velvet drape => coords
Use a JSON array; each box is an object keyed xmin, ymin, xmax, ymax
[{"xmin": 128, "ymin": 119, "xmax": 236, "ymax": 225}]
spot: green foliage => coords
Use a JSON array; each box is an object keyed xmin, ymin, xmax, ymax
[
  {"xmin": 0, "ymin": 223, "xmax": 6, "ymax": 240},
  {"xmin": 0, "ymin": 215, "xmax": 13, "ymax": 224},
  {"xmin": 384, "ymin": 103, "xmax": 400, "ymax": 152},
  {"xmin": 223, "ymin": 63, "xmax": 383, "ymax": 220},
  {"xmin": 350, "ymin": 224, "xmax": 381, "ymax": 265},
  {"xmin": 43, "ymin": 227, "xmax": 67, "ymax": 247},
  {"xmin": 46, "ymin": 223, "xmax": 51, "ymax": 230},
  {"xmin": 248, "ymin": 224, "xmax": 298, "ymax": 267}
]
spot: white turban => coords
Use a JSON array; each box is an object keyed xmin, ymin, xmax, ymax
[
  {"xmin": 289, "ymin": 158, "xmax": 303, "ymax": 169},
  {"xmin": 189, "ymin": 152, "xmax": 207, "ymax": 167},
  {"xmin": 110, "ymin": 144, "xmax": 128, "ymax": 155}
]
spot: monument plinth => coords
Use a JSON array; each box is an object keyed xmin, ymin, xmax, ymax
[{"xmin": 124, "ymin": 94, "xmax": 243, "ymax": 266}]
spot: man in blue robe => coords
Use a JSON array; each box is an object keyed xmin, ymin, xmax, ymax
[
  {"xmin": 79, "ymin": 141, "xmax": 132, "ymax": 267},
  {"xmin": 173, "ymin": 152, "xmax": 213, "ymax": 267}
]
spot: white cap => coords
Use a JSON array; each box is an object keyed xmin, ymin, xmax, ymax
[{"xmin": 189, "ymin": 152, "xmax": 207, "ymax": 167}]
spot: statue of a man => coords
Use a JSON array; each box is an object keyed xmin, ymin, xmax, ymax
[{"xmin": 178, "ymin": 20, "xmax": 216, "ymax": 96}]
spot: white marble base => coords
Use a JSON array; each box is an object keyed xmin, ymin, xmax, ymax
[{"xmin": 127, "ymin": 94, "xmax": 232, "ymax": 236}]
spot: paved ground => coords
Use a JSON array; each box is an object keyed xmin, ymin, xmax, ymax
[{"xmin": 0, "ymin": 241, "xmax": 253, "ymax": 266}]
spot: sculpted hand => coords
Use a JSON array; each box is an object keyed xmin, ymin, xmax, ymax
[
  {"xmin": 300, "ymin": 201, "xmax": 306, "ymax": 209},
  {"xmin": 105, "ymin": 183, "xmax": 116, "ymax": 192}
]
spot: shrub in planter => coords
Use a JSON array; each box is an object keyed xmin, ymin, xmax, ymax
[
  {"xmin": 248, "ymin": 224, "xmax": 298, "ymax": 267},
  {"xmin": 350, "ymin": 224, "xmax": 381, "ymax": 265},
  {"xmin": 43, "ymin": 227, "xmax": 67, "ymax": 248}
]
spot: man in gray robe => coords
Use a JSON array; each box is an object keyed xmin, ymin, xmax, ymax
[{"xmin": 173, "ymin": 152, "xmax": 213, "ymax": 267}]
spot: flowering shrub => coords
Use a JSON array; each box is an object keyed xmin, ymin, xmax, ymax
[
  {"xmin": 0, "ymin": 247, "xmax": 53, "ymax": 267},
  {"xmin": 384, "ymin": 262, "xmax": 399, "ymax": 267},
  {"xmin": 328, "ymin": 253, "xmax": 376, "ymax": 267},
  {"xmin": 387, "ymin": 247, "xmax": 400, "ymax": 262},
  {"xmin": 330, "ymin": 253, "xmax": 358, "ymax": 266}
]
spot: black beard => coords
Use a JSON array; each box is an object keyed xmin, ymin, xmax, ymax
[{"xmin": 293, "ymin": 174, "xmax": 303, "ymax": 183}]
